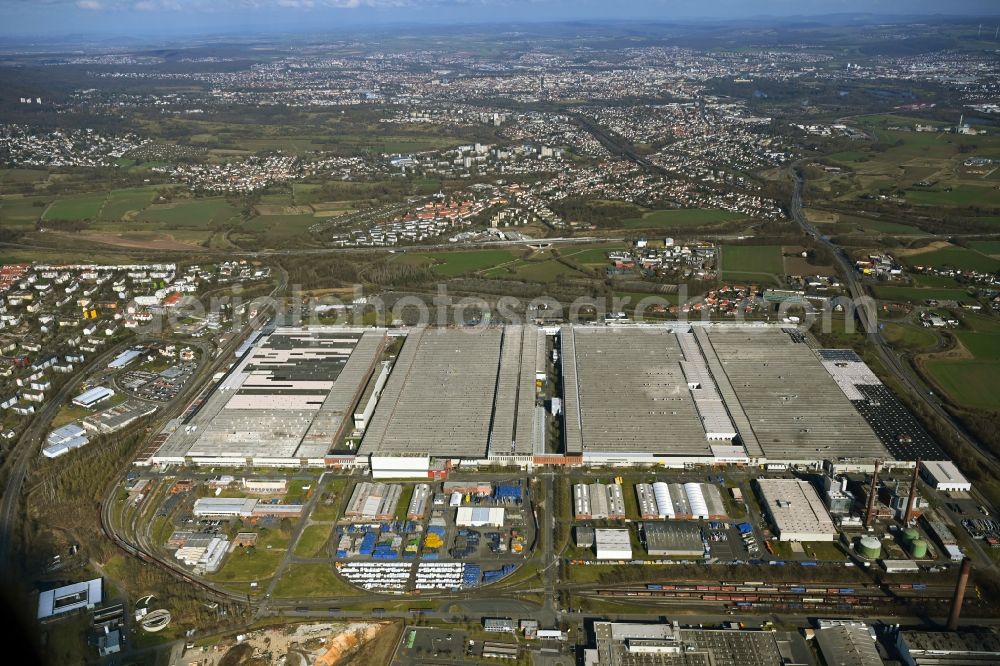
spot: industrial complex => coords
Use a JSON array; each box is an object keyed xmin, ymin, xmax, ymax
[{"xmin": 150, "ymin": 323, "xmax": 916, "ymax": 474}]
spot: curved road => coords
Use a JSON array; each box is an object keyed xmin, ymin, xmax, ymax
[
  {"xmin": 789, "ymin": 164, "xmax": 1000, "ymax": 476},
  {"xmin": 0, "ymin": 338, "xmax": 141, "ymax": 567}
]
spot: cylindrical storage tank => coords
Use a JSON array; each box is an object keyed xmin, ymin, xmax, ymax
[
  {"xmin": 910, "ymin": 539, "xmax": 928, "ymax": 559},
  {"xmin": 856, "ymin": 536, "xmax": 881, "ymax": 559},
  {"xmin": 684, "ymin": 483, "xmax": 708, "ymax": 519},
  {"xmin": 652, "ymin": 482, "xmax": 674, "ymax": 518},
  {"xmin": 902, "ymin": 528, "xmax": 920, "ymax": 544}
]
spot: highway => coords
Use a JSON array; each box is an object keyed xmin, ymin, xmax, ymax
[{"xmin": 788, "ymin": 164, "xmax": 1000, "ymax": 478}]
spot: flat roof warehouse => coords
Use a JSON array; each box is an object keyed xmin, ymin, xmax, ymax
[{"xmin": 150, "ymin": 323, "xmax": 897, "ymax": 473}]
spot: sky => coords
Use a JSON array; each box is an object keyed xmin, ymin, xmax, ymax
[{"xmin": 2, "ymin": 0, "xmax": 999, "ymax": 39}]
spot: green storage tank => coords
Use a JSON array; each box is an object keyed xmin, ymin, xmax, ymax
[
  {"xmin": 910, "ymin": 539, "xmax": 928, "ymax": 559},
  {"xmin": 857, "ymin": 536, "xmax": 882, "ymax": 560},
  {"xmin": 902, "ymin": 528, "xmax": 920, "ymax": 544}
]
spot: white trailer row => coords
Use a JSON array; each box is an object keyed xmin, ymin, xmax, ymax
[
  {"xmin": 336, "ymin": 562, "xmax": 413, "ymax": 591},
  {"xmin": 415, "ymin": 562, "xmax": 464, "ymax": 590}
]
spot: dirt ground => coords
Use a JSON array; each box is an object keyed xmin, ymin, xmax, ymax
[
  {"xmin": 180, "ymin": 621, "xmax": 392, "ymax": 666},
  {"xmin": 47, "ymin": 230, "xmax": 204, "ymax": 251},
  {"xmin": 892, "ymin": 240, "xmax": 952, "ymax": 257}
]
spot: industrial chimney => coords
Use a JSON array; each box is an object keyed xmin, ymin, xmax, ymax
[
  {"xmin": 865, "ymin": 460, "xmax": 881, "ymax": 528},
  {"xmin": 947, "ymin": 557, "xmax": 972, "ymax": 631},
  {"xmin": 903, "ymin": 459, "xmax": 921, "ymax": 526}
]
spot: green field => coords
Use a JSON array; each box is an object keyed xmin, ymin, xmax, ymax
[
  {"xmin": 827, "ymin": 150, "xmax": 869, "ymax": 163},
  {"xmin": 924, "ymin": 360, "xmax": 1000, "ymax": 411},
  {"xmin": 210, "ymin": 548, "xmax": 283, "ymax": 583},
  {"xmin": 0, "ymin": 196, "xmax": 48, "ymax": 226},
  {"xmin": 398, "ymin": 249, "xmax": 516, "ymax": 277},
  {"xmin": 970, "ymin": 241, "xmax": 1000, "ymax": 257},
  {"xmin": 42, "ymin": 193, "xmax": 107, "ymax": 221},
  {"xmin": 239, "ymin": 214, "xmax": 316, "ymax": 240},
  {"xmin": 882, "ymin": 323, "xmax": 938, "ymax": 350},
  {"xmin": 911, "ymin": 273, "xmax": 965, "ymax": 289},
  {"xmin": 561, "ymin": 245, "xmax": 628, "ymax": 265},
  {"xmin": 293, "ymin": 523, "xmax": 333, "ymax": 558},
  {"xmin": 907, "ymin": 185, "xmax": 1000, "ymax": 208},
  {"xmin": 873, "ymin": 285, "xmax": 970, "ymax": 302},
  {"xmin": 902, "ymin": 246, "xmax": 1000, "ymax": 273},
  {"xmin": 272, "ymin": 564, "xmax": 361, "ymax": 598},
  {"xmin": 485, "ymin": 257, "xmax": 582, "ymax": 282},
  {"xmin": 955, "ymin": 331, "xmax": 1000, "ymax": 360},
  {"xmin": 720, "ymin": 245, "xmax": 784, "ymax": 283},
  {"xmin": 859, "ymin": 219, "xmax": 927, "ymax": 235},
  {"xmin": 137, "ymin": 198, "xmax": 241, "ymax": 227},
  {"xmin": 622, "ymin": 208, "xmax": 743, "ymax": 229},
  {"xmin": 101, "ymin": 187, "xmax": 159, "ymax": 220}
]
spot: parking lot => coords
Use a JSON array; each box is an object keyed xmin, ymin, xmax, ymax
[{"xmin": 393, "ymin": 627, "xmax": 469, "ymax": 665}]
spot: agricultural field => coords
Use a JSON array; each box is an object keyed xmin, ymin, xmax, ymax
[
  {"xmin": 101, "ymin": 187, "xmax": 160, "ymax": 220},
  {"xmin": 911, "ymin": 273, "xmax": 966, "ymax": 289},
  {"xmin": 42, "ymin": 193, "xmax": 107, "ymax": 221},
  {"xmin": 857, "ymin": 219, "xmax": 928, "ymax": 235},
  {"xmin": 872, "ymin": 285, "xmax": 970, "ymax": 303},
  {"xmin": 720, "ymin": 245, "xmax": 784, "ymax": 283},
  {"xmin": 137, "ymin": 198, "xmax": 241, "ymax": 228},
  {"xmin": 0, "ymin": 195, "xmax": 49, "ymax": 227},
  {"xmin": 955, "ymin": 331, "xmax": 1000, "ymax": 360},
  {"xmin": 900, "ymin": 245, "xmax": 1000, "ymax": 273},
  {"xmin": 906, "ymin": 185, "xmax": 1000, "ymax": 208},
  {"xmin": 236, "ymin": 214, "xmax": 318, "ymax": 246},
  {"xmin": 924, "ymin": 360, "xmax": 1000, "ymax": 412},
  {"xmin": 622, "ymin": 208, "xmax": 744, "ymax": 229},
  {"xmin": 923, "ymin": 313, "xmax": 1000, "ymax": 411},
  {"xmin": 969, "ymin": 240, "xmax": 1000, "ymax": 257}
]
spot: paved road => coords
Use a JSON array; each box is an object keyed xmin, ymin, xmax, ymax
[{"xmin": 0, "ymin": 235, "xmax": 620, "ymax": 259}]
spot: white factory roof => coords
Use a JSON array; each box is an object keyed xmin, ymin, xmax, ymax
[
  {"xmin": 756, "ymin": 479, "xmax": 837, "ymax": 541},
  {"xmin": 37, "ymin": 578, "xmax": 103, "ymax": 619},
  {"xmin": 921, "ymin": 460, "xmax": 972, "ymax": 490},
  {"xmin": 108, "ymin": 348, "xmax": 142, "ymax": 369},
  {"xmin": 192, "ymin": 497, "xmax": 258, "ymax": 516},
  {"xmin": 455, "ymin": 506, "xmax": 505, "ymax": 526},
  {"xmin": 72, "ymin": 386, "xmax": 114, "ymax": 407},
  {"xmin": 594, "ymin": 528, "xmax": 632, "ymax": 559}
]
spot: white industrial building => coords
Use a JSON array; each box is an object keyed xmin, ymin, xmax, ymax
[
  {"xmin": 755, "ymin": 479, "xmax": 837, "ymax": 542},
  {"xmin": 920, "ymin": 460, "xmax": 972, "ymax": 492},
  {"xmin": 37, "ymin": 578, "xmax": 103, "ymax": 620},
  {"xmin": 42, "ymin": 423, "xmax": 89, "ymax": 458},
  {"xmin": 456, "ymin": 506, "xmax": 505, "ymax": 528},
  {"xmin": 72, "ymin": 386, "xmax": 115, "ymax": 408},
  {"xmin": 241, "ymin": 478, "xmax": 287, "ymax": 494},
  {"xmin": 191, "ymin": 497, "xmax": 258, "ymax": 518},
  {"xmin": 594, "ymin": 528, "xmax": 632, "ymax": 560}
]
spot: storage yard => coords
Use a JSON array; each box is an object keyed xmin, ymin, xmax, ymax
[{"xmin": 331, "ymin": 479, "xmax": 531, "ymax": 591}]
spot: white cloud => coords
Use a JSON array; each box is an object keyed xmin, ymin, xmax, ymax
[{"xmin": 75, "ymin": 0, "xmax": 103, "ymax": 8}]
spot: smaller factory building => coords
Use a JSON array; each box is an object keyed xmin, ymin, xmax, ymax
[
  {"xmin": 755, "ymin": 478, "xmax": 837, "ymax": 542},
  {"xmin": 594, "ymin": 528, "xmax": 632, "ymax": 560},
  {"xmin": 642, "ymin": 521, "xmax": 704, "ymax": 557},
  {"xmin": 921, "ymin": 460, "xmax": 972, "ymax": 492}
]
